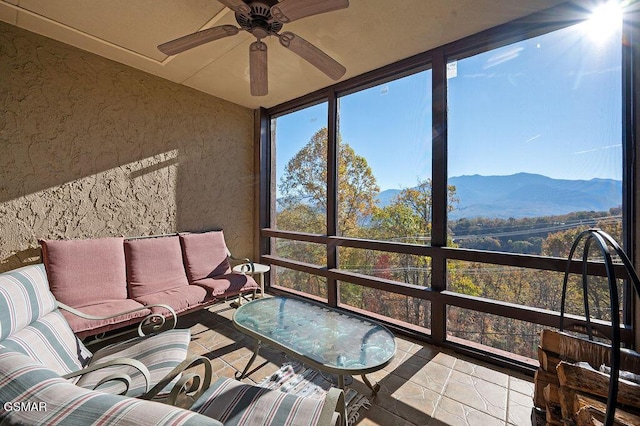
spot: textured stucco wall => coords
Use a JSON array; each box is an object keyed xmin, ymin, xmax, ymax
[{"xmin": 0, "ymin": 22, "xmax": 255, "ymax": 272}]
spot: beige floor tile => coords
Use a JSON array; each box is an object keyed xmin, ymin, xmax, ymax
[
  {"xmin": 385, "ymin": 348, "xmax": 410, "ymax": 372},
  {"xmin": 399, "ymin": 359, "xmax": 453, "ymax": 394},
  {"xmin": 191, "ymin": 327, "xmax": 243, "ymax": 351},
  {"xmin": 356, "ymin": 404, "xmax": 416, "ymax": 426},
  {"xmin": 453, "ymin": 358, "xmax": 509, "ymax": 387},
  {"xmin": 434, "ymin": 396, "xmax": 505, "ymax": 426},
  {"xmin": 409, "ymin": 345, "xmax": 442, "ymax": 363},
  {"xmin": 395, "ymin": 337, "xmax": 418, "ymax": 354},
  {"xmin": 375, "ymin": 373, "xmax": 441, "ymax": 421},
  {"xmin": 509, "ymin": 376, "xmax": 534, "ymax": 397},
  {"xmin": 443, "ymin": 370, "xmax": 508, "ymax": 420},
  {"xmin": 507, "ymin": 386, "xmax": 534, "ymax": 425},
  {"xmin": 431, "ymin": 352, "xmax": 457, "ymax": 368}
]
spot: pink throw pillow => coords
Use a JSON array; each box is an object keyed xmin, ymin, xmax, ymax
[
  {"xmin": 179, "ymin": 231, "xmax": 232, "ymax": 282},
  {"xmin": 125, "ymin": 236, "xmax": 189, "ymax": 299},
  {"xmin": 39, "ymin": 237, "xmax": 127, "ymax": 308}
]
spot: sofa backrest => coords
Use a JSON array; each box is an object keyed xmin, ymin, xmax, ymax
[
  {"xmin": 0, "ymin": 264, "xmax": 89, "ymax": 376},
  {"xmin": 39, "ymin": 237, "xmax": 128, "ymax": 307},
  {"xmin": 125, "ymin": 235, "xmax": 190, "ymax": 299},
  {"xmin": 179, "ymin": 231, "xmax": 232, "ymax": 282}
]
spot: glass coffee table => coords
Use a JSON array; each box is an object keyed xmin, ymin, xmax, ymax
[{"xmin": 233, "ymin": 296, "xmax": 396, "ymax": 395}]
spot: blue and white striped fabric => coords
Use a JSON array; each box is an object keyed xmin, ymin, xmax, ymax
[
  {"xmin": 1, "ymin": 310, "xmax": 87, "ymax": 377},
  {"xmin": 0, "ymin": 351, "xmax": 218, "ymax": 426},
  {"xmin": 76, "ymin": 329, "xmax": 191, "ymax": 397},
  {"xmin": 0, "ymin": 264, "xmax": 88, "ymax": 377},
  {"xmin": 0, "ymin": 264, "xmax": 56, "ymax": 341},
  {"xmin": 193, "ymin": 377, "xmax": 326, "ymax": 426}
]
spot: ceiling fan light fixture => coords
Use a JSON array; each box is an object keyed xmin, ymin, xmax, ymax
[{"xmin": 158, "ymin": 0, "xmax": 350, "ymax": 96}]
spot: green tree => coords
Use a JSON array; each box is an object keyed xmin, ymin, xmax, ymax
[
  {"xmin": 366, "ymin": 179, "xmax": 458, "ymax": 327},
  {"xmin": 276, "ymin": 127, "xmax": 379, "ymax": 298},
  {"xmin": 278, "ymin": 127, "xmax": 379, "ymax": 236}
]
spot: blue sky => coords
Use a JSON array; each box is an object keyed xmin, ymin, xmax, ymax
[{"xmin": 275, "ymin": 4, "xmax": 623, "ymax": 193}]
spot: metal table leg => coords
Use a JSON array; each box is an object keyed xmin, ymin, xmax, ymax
[
  {"xmin": 338, "ymin": 374, "xmax": 345, "ymax": 389},
  {"xmin": 361, "ymin": 374, "xmax": 380, "ymax": 397},
  {"xmin": 236, "ymin": 340, "xmax": 261, "ymax": 380}
]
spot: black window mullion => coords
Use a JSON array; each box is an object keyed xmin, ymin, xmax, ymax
[
  {"xmin": 622, "ymin": 14, "xmax": 639, "ymax": 328},
  {"xmin": 327, "ymin": 89, "xmax": 339, "ymax": 307},
  {"xmin": 431, "ymin": 48, "xmax": 448, "ymax": 344}
]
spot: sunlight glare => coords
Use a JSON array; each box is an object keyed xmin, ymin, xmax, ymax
[{"xmin": 584, "ymin": 1, "xmax": 622, "ymax": 42}]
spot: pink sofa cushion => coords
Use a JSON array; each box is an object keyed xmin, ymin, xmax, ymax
[
  {"xmin": 179, "ymin": 231, "xmax": 232, "ymax": 283},
  {"xmin": 192, "ymin": 273, "xmax": 259, "ymax": 298},
  {"xmin": 125, "ymin": 236, "xmax": 189, "ymax": 299},
  {"xmin": 40, "ymin": 237, "xmax": 127, "ymax": 308},
  {"xmin": 133, "ymin": 286, "xmax": 210, "ymax": 315},
  {"xmin": 61, "ymin": 299, "xmax": 150, "ymax": 339}
]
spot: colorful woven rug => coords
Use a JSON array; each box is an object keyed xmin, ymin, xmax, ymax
[{"xmin": 257, "ymin": 362, "xmax": 371, "ymax": 425}]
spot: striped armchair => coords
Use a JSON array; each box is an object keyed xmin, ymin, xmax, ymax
[
  {"xmin": 0, "ymin": 264, "xmax": 345, "ymax": 426},
  {"xmin": 0, "ymin": 350, "xmax": 219, "ymax": 426},
  {"xmin": 0, "ymin": 264, "xmax": 211, "ymax": 403}
]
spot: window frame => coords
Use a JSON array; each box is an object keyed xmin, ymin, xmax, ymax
[{"xmin": 258, "ymin": 2, "xmax": 638, "ymax": 372}]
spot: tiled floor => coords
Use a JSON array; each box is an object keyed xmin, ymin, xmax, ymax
[{"xmin": 172, "ymin": 300, "xmax": 536, "ymax": 426}]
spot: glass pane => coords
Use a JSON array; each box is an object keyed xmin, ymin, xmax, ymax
[
  {"xmin": 273, "ymin": 238, "xmax": 326, "ymax": 265},
  {"xmin": 339, "ymin": 282, "xmax": 431, "ymax": 330},
  {"xmin": 447, "ymin": 307, "xmax": 544, "ymax": 361},
  {"xmin": 447, "ymin": 18, "xmax": 622, "ymax": 256},
  {"xmin": 339, "ymin": 247, "xmax": 431, "ymax": 288},
  {"xmin": 337, "ymin": 70, "xmax": 432, "ymax": 240},
  {"xmin": 273, "ymin": 102, "xmax": 328, "ymax": 234},
  {"xmin": 447, "ymin": 261, "xmax": 624, "ymax": 319},
  {"xmin": 272, "ymin": 266, "xmax": 327, "ymax": 300}
]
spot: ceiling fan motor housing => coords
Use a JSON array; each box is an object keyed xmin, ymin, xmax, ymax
[{"xmin": 236, "ymin": 0, "xmax": 283, "ymax": 39}]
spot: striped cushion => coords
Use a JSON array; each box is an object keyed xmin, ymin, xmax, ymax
[
  {"xmin": 0, "ymin": 350, "xmax": 218, "ymax": 426},
  {"xmin": 0, "ymin": 264, "xmax": 56, "ymax": 341},
  {"xmin": 75, "ymin": 329, "xmax": 191, "ymax": 397},
  {"xmin": 193, "ymin": 377, "xmax": 326, "ymax": 426},
  {"xmin": 2, "ymin": 310, "xmax": 89, "ymax": 377}
]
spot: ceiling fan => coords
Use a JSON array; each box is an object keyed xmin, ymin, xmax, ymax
[{"xmin": 158, "ymin": 0, "xmax": 349, "ymax": 96}]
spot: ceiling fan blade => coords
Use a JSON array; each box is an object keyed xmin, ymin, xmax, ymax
[
  {"xmin": 271, "ymin": 0, "xmax": 349, "ymax": 23},
  {"xmin": 250, "ymin": 41, "xmax": 268, "ymax": 96},
  {"xmin": 217, "ymin": 0, "xmax": 251, "ymax": 15},
  {"xmin": 158, "ymin": 25, "xmax": 239, "ymax": 55},
  {"xmin": 279, "ymin": 32, "xmax": 346, "ymax": 80}
]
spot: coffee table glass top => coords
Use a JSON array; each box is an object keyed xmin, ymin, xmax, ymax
[{"xmin": 233, "ymin": 296, "xmax": 396, "ymax": 374}]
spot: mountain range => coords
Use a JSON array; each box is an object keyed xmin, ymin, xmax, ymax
[{"xmin": 377, "ymin": 173, "xmax": 622, "ymax": 219}]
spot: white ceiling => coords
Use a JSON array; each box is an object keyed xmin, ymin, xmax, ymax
[{"xmin": 1, "ymin": 0, "xmax": 567, "ymax": 109}]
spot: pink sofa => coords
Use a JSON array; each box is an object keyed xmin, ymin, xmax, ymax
[{"xmin": 39, "ymin": 231, "xmax": 259, "ymax": 338}]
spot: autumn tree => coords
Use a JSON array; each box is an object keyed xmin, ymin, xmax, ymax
[
  {"xmin": 541, "ymin": 217, "xmax": 624, "ymax": 322},
  {"xmin": 278, "ymin": 127, "xmax": 379, "ymax": 236},
  {"xmin": 276, "ymin": 127, "xmax": 379, "ymax": 298},
  {"xmin": 364, "ymin": 179, "xmax": 458, "ymax": 327}
]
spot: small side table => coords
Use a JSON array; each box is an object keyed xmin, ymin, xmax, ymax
[{"xmin": 232, "ymin": 262, "xmax": 270, "ymax": 298}]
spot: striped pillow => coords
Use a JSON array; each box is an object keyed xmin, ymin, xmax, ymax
[
  {"xmin": 0, "ymin": 264, "xmax": 56, "ymax": 341},
  {"xmin": 193, "ymin": 377, "xmax": 326, "ymax": 426},
  {"xmin": 0, "ymin": 351, "xmax": 217, "ymax": 426},
  {"xmin": 1, "ymin": 310, "xmax": 89, "ymax": 377}
]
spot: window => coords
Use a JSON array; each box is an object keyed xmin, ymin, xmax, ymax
[
  {"xmin": 262, "ymin": 3, "xmax": 633, "ymax": 369},
  {"xmin": 337, "ymin": 71, "xmax": 432, "ymax": 241},
  {"xmin": 447, "ymin": 19, "xmax": 623, "ymax": 256},
  {"xmin": 273, "ymin": 102, "xmax": 328, "ymax": 236}
]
